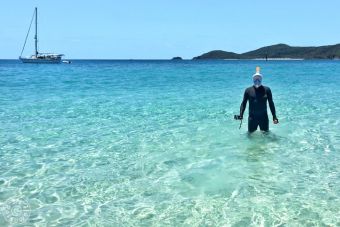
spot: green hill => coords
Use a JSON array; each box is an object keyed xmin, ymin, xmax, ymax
[
  {"xmin": 193, "ymin": 50, "xmax": 241, "ymax": 60},
  {"xmin": 193, "ymin": 44, "xmax": 340, "ymax": 60}
]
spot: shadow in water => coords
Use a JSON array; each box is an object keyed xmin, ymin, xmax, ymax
[{"xmin": 242, "ymin": 130, "xmax": 285, "ymax": 162}]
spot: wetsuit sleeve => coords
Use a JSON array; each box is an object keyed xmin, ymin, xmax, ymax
[
  {"xmin": 267, "ymin": 88, "xmax": 277, "ymax": 120},
  {"xmin": 240, "ymin": 89, "xmax": 248, "ymax": 118}
]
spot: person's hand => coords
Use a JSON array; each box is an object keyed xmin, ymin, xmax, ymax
[
  {"xmin": 234, "ymin": 115, "xmax": 243, "ymax": 120},
  {"xmin": 273, "ymin": 118, "xmax": 279, "ymax": 124}
]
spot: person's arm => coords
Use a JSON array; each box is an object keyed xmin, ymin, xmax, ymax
[
  {"xmin": 239, "ymin": 89, "xmax": 248, "ymax": 119},
  {"xmin": 267, "ymin": 88, "xmax": 278, "ymax": 122}
]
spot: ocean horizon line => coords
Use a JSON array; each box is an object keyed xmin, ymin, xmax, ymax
[{"xmin": 1, "ymin": 58, "xmax": 340, "ymax": 61}]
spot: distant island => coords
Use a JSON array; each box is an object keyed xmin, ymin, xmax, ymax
[
  {"xmin": 172, "ymin": 57, "xmax": 183, "ymax": 60},
  {"xmin": 193, "ymin": 44, "xmax": 340, "ymax": 60}
]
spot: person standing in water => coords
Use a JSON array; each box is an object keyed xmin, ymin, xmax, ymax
[{"xmin": 236, "ymin": 67, "xmax": 279, "ymax": 133}]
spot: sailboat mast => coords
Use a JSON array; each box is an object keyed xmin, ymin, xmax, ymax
[{"xmin": 34, "ymin": 7, "xmax": 38, "ymax": 57}]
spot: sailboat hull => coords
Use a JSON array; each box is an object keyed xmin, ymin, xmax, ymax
[{"xmin": 19, "ymin": 57, "xmax": 62, "ymax": 64}]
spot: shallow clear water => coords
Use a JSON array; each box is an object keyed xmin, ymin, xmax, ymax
[{"xmin": 0, "ymin": 60, "xmax": 339, "ymax": 226}]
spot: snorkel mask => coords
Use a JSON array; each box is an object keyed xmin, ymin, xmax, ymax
[{"xmin": 253, "ymin": 66, "xmax": 263, "ymax": 88}]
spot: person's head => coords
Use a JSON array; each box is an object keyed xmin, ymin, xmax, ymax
[{"xmin": 252, "ymin": 67, "xmax": 263, "ymax": 88}]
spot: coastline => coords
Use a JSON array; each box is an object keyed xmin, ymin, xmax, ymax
[{"xmin": 222, "ymin": 58, "xmax": 305, "ymax": 61}]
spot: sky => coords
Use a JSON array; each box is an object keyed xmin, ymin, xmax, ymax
[{"xmin": 1, "ymin": 0, "xmax": 340, "ymax": 59}]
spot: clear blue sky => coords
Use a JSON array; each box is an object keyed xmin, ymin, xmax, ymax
[{"xmin": 1, "ymin": 0, "xmax": 340, "ymax": 59}]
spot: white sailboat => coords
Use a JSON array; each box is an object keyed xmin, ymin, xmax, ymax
[{"xmin": 19, "ymin": 7, "xmax": 64, "ymax": 64}]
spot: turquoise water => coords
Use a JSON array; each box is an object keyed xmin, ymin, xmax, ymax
[{"xmin": 0, "ymin": 60, "xmax": 339, "ymax": 226}]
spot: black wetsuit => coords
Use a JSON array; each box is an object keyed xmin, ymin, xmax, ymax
[{"xmin": 240, "ymin": 85, "xmax": 277, "ymax": 132}]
